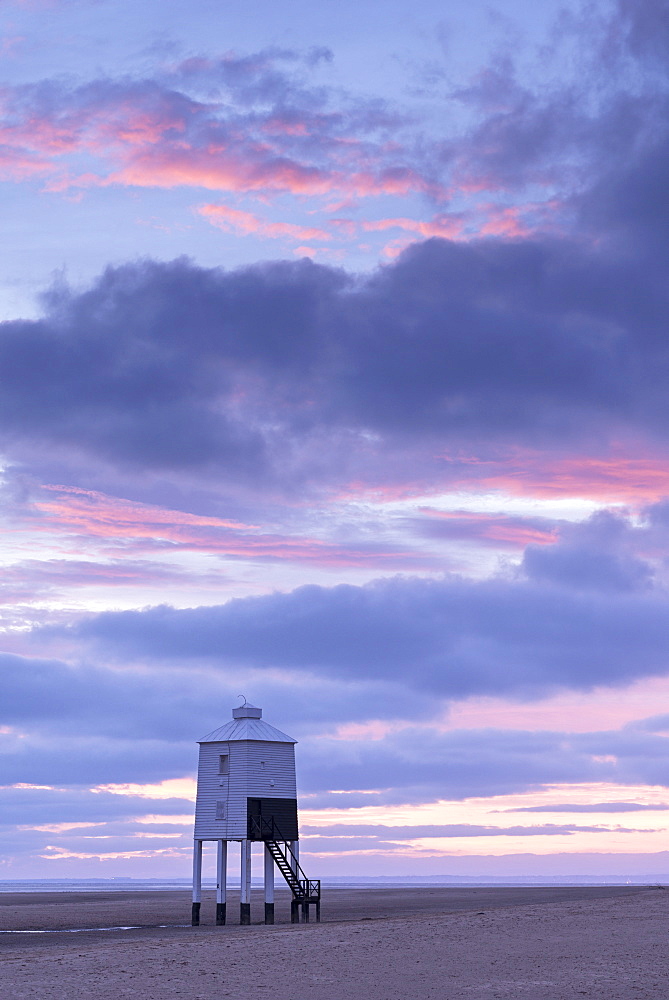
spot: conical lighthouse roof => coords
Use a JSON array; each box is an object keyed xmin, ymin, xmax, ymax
[{"xmin": 198, "ymin": 703, "xmax": 297, "ymax": 744}]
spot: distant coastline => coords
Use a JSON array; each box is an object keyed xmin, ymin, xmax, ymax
[{"xmin": 1, "ymin": 874, "xmax": 665, "ymax": 892}]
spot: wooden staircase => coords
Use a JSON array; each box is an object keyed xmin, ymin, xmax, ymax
[{"xmin": 249, "ymin": 817, "xmax": 321, "ymax": 922}]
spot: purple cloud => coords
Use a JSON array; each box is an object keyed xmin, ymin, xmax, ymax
[
  {"xmin": 0, "ymin": 192, "xmax": 666, "ymax": 497},
  {"xmin": 60, "ymin": 559, "xmax": 669, "ymax": 699},
  {"xmin": 0, "ymin": 2, "xmax": 664, "ymax": 508},
  {"xmin": 522, "ymin": 510, "xmax": 653, "ymax": 592}
]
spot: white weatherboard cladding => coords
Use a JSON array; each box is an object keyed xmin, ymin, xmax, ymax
[{"xmin": 194, "ymin": 740, "xmax": 297, "ymax": 840}]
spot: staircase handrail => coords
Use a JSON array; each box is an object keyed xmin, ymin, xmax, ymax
[
  {"xmin": 249, "ymin": 816, "xmax": 310, "ymax": 882},
  {"xmin": 249, "ymin": 816, "xmax": 320, "ymax": 900}
]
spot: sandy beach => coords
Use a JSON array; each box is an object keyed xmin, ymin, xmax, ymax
[{"xmin": 1, "ymin": 886, "xmax": 667, "ymax": 998}]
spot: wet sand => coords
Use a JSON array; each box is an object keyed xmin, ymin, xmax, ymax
[
  {"xmin": 1, "ymin": 886, "xmax": 667, "ymax": 998},
  {"xmin": 0, "ymin": 884, "xmax": 649, "ymax": 931}
]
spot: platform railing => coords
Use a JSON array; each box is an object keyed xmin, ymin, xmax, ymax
[{"xmin": 248, "ymin": 816, "xmax": 320, "ymax": 903}]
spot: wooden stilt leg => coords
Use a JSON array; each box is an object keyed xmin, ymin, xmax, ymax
[
  {"xmin": 240, "ymin": 839, "xmax": 251, "ymax": 925},
  {"xmin": 191, "ymin": 840, "xmax": 203, "ymax": 926},
  {"xmin": 264, "ymin": 843, "xmax": 274, "ymax": 924},
  {"xmin": 216, "ymin": 840, "xmax": 227, "ymax": 925}
]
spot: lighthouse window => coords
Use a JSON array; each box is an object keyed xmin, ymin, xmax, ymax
[
  {"xmin": 218, "ymin": 754, "xmax": 229, "ymax": 775},
  {"xmin": 215, "ymin": 801, "xmax": 226, "ymax": 820}
]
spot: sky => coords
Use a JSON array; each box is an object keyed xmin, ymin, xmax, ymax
[{"xmin": 2, "ymin": 0, "xmax": 669, "ymax": 881}]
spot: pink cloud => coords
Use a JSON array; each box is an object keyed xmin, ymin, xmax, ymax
[
  {"xmin": 0, "ymin": 73, "xmax": 448, "ymax": 211},
  {"xmin": 108, "ymin": 157, "xmax": 440, "ymax": 202},
  {"xmin": 110, "ymin": 148, "xmax": 339, "ymax": 196},
  {"xmin": 0, "ymin": 147, "xmax": 51, "ymax": 180},
  {"xmin": 365, "ymin": 198, "xmax": 564, "ymax": 253},
  {"xmin": 347, "ymin": 169, "xmax": 441, "ymax": 199},
  {"xmin": 475, "ymin": 198, "xmax": 564, "ymax": 239},
  {"xmin": 31, "ymin": 485, "xmax": 433, "ymax": 569},
  {"xmin": 474, "ymin": 455, "xmax": 669, "ymax": 505},
  {"xmin": 448, "ymin": 676, "xmax": 669, "ymax": 734},
  {"xmin": 335, "ymin": 446, "xmax": 669, "ymax": 510},
  {"xmin": 0, "ymin": 70, "xmax": 575, "ymax": 258},
  {"xmin": 328, "ymin": 218, "xmax": 357, "ymax": 237},
  {"xmin": 198, "ymin": 203, "xmax": 331, "ymax": 242},
  {"xmin": 364, "ymin": 214, "xmax": 467, "ymax": 257},
  {"xmin": 417, "ymin": 509, "xmax": 558, "ymax": 548},
  {"xmin": 476, "ymin": 206, "xmax": 533, "ymax": 239},
  {"xmin": 40, "ymin": 846, "xmax": 187, "ymax": 861},
  {"xmin": 363, "ymin": 214, "xmax": 465, "ymax": 239},
  {"xmin": 0, "ymin": 558, "xmax": 201, "ymax": 604},
  {"xmin": 333, "ymin": 480, "xmax": 438, "ymax": 503},
  {"xmin": 34, "ymin": 484, "xmax": 252, "ymax": 534},
  {"xmin": 0, "ymin": 35, "xmax": 25, "ymax": 57}
]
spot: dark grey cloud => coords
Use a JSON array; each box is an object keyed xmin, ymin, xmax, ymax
[
  {"xmin": 7, "ymin": 644, "xmax": 669, "ymax": 800},
  {"xmin": 5, "ymin": 667, "xmax": 669, "ymax": 833},
  {"xmin": 296, "ymin": 721, "xmax": 668, "ymax": 804},
  {"xmin": 7, "ymin": 501, "xmax": 669, "ymax": 802},
  {"xmin": 603, "ymin": 0, "xmax": 669, "ymax": 70},
  {"xmin": 0, "ymin": 651, "xmax": 214, "ymax": 741},
  {"xmin": 0, "ymin": 650, "xmax": 431, "ymax": 742},
  {"xmin": 521, "ymin": 510, "xmax": 653, "ymax": 592},
  {"xmin": 63, "ymin": 563, "xmax": 669, "ymax": 699},
  {"xmin": 299, "ymin": 718, "xmax": 669, "ymax": 804},
  {"xmin": 1, "ymin": 655, "xmax": 594, "ymax": 797},
  {"xmin": 0, "ymin": 736, "xmax": 192, "ymax": 787},
  {"xmin": 0, "ymin": 194, "xmax": 665, "ymax": 494},
  {"xmin": 627, "ymin": 714, "xmax": 669, "ymax": 733},
  {"xmin": 0, "ymin": 5, "xmax": 665, "ymax": 496},
  {"xmin": 0, "ymin": 786, "xmax": 192, "ymax": 827}
]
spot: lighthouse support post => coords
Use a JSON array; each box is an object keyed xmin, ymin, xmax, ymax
[
  {"xmin": 216, "ymin": 840, "xmax": 227, "ymax": 925},
  {"xmin": 289, "ymin": 840, "xmax": 300, "ymax": 923},
  {"xmin": 264, "ymin": 844, "xmax": 275, "ymax": 924},
  {"xmin": 191, "ymin": 839, "xmax": 203, "ymax": 926},
  {"xmin": 240, "ymin": 839, "xmax": 252, "ymax": 924}
]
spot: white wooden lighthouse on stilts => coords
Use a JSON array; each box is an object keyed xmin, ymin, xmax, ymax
[{"xmin": 191, "ymin": 701, "xmax": 320, "ymax": 926}]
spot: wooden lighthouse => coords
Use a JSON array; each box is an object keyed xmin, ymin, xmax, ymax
[{"xmin": 191, "ymin": 701, "xmax": 320, "ymax": 926}]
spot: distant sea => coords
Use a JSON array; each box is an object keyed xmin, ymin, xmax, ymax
[{"xmin": 1, "ymin": 875, "xmax": 666, "ymax": 892}]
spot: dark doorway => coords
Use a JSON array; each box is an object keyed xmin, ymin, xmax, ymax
[{"xmin": 247, "ymin": 797, "xmax": 299, "ymax": 841}]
